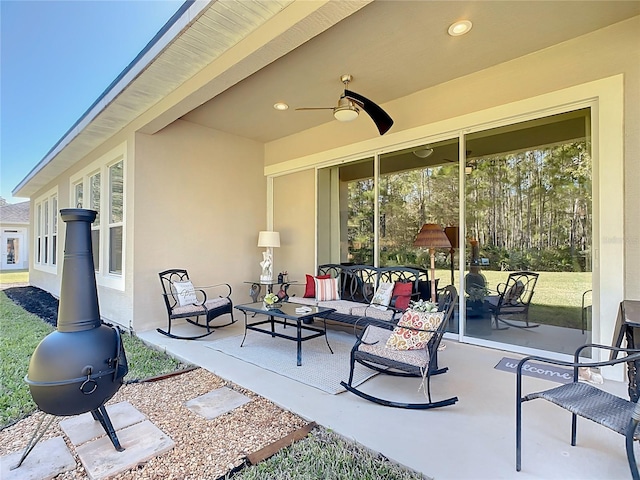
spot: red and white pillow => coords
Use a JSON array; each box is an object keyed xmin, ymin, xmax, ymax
[
  {"xmin": 304, "ymin": 274, "xmax": 331, "ymax": 298},
  {"xmin": 314, "ymin": 277, "xmax": 340, "ymax": 301}
]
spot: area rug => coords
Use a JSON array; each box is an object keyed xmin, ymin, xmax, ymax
[
  {"xmin": 494, "ymin": 357, "xmax": 573, "ymax": 384},
  {"xmin": 206, "ymin": 326, "xmax": 377, "ymax": 394}
]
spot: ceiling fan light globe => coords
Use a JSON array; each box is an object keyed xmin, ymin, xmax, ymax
[
  {"xmin": 334, "ymin": 106, "xmax": 359, "ymax": 122},
  {"xmin": 413, "ymin": 148, "xmax": 434, "ymax": 158}
]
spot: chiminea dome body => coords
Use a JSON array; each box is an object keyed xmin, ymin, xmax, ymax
[{"xmin": 26, "ymin": 208, "xmax": 128, "ymax": 416}]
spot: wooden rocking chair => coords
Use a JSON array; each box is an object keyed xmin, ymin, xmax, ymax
[
  {"xmin": 158, "ymin": 269, "xmax": 235, "ymax": 340},
  {"xmin": 340, "ymin": 285, "xmax": 458, "ymax": 409}
]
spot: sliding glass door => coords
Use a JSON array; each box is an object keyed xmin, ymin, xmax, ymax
[{"xmin": 316, "ymin": 106, "xmax": 592, "ymax": 356}]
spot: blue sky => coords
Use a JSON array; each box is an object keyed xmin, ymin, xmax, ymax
[{"xmin": 1, "ymin": 0, "xmax": 184, "ymax": 204}]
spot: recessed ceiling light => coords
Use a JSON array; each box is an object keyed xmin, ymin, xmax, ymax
[
  {"xmin": 273, "ymin": 102, "xmax": 289, "ymax": 111},
  {"xmin": 448, "ymin": 20, "xmax": 472, "ymax": 37}
]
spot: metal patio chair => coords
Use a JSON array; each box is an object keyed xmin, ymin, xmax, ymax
[
  {"xmin": 516, "ymin": 303, "xmax": 640, "ymax": 474},
  {"xmin": 340, "ymin": 285, "xmax": 458, "ymax": 409},
  {"xmin": 158, "ymin": 268, "xmax": 235, "ymax": 340},
  {"xmin": 485, "ymin": 271, "xmax": 539, "ymax": 329}
]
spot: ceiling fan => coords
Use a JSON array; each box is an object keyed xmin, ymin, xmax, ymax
[{"xmin": 296, "ymin": 74, "xmax": 394, "ymax": 135}]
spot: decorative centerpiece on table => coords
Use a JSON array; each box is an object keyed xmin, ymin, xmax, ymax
[{"xmin": 263, "ymin": 293, "xmax": 282, "ymax": 309}]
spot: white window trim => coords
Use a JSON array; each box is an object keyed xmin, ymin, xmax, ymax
[
  {"xmin": 33, "ymin": 187, "xmax": 58, "ymax": 274},
  {"xmin": 69, "ymin": 143, "xmax": 126, "ymax": 291}
]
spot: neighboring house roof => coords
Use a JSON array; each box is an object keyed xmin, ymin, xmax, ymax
[{"xmin": 0, "ymin": 201, "xmax": 30, "ymax": 225}]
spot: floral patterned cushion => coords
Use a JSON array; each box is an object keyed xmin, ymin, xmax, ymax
[{"xmin": 385, "ymin": 310, "xmax": 444, "ymax": 350}]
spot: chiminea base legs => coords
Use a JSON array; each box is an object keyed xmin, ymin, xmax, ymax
[
  {"xmin": 92, "ymin": 405, "xmax": 125, "ymax": 452},
  {"xmin": 12, "ymin": 405, "xmax": 125, "ymax": 470},
  {"xmin": 11, "ymin": 413, "xmax": 55, "ymax": 470}
]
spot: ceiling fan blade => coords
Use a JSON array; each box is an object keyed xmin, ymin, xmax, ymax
[
  {"xmin": 344, "ymin": 89, "xmax": 393, "ymax": 135},
  {"xmin": 295, "ymin": 107, "xmax": 334, "ymax": 111}
]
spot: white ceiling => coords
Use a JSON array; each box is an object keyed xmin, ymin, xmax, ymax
[{"xmin": 180, "ymin": 0, "xmax": 640, "ymax": 143}]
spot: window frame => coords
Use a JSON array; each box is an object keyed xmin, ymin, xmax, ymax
[
  {"xmin": 68, "ymin": 143, "xmax": 126, "ymax": 290},
  {"xmin": 33, "ymin": 188, "xmax": 58, "ymax": 273}
]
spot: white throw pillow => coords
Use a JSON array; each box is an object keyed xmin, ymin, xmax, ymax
[
  {"xmin": 371, "ymin": 282, "xmax": 395, "ymax": 311},
  {"xmin": 314, "ymin": 277, "xmax": 340, "ymax": 301},
  {"xmin": 173, "ymin": 280, "xmax": 198, "ymax": 306}
]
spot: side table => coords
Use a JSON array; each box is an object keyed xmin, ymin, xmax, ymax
[{"xmin": 244, "ymin": 280, "xmax": 297, "ymax": 302}]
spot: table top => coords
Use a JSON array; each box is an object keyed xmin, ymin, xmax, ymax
[
  {"xmin": 235, "ymin": 301, "xmax": 334, "ymax": 320},
  {"xmin": 244, "ymin": 280, "xmax": 298, "ymax": 286}
]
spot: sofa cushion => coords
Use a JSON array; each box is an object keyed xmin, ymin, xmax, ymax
[
  {"xmin": 359, "ymin": 325, "xmax": 428, "ymax": 369},
  {"xmin": 351, "ymin": 305, "xmax": 397, "ymax": 322},
  {"xmin": 317, "ymin": 299, "xmax": 362, "ymax": 315},
  {"xmin": 304, "ymin": 274, "xmax": 331, "ymax": 298}
]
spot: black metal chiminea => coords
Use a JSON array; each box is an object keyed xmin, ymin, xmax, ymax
[{"xmin": 24, "ymin": 208, "xmax": 128, "ymax": 455}]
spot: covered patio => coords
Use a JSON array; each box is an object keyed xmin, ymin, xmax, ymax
[{"xmin": 138, "ymin": 320, "xmax": 633, "ymax": 479}]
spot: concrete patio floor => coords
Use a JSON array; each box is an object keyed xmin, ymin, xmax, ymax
[{"xmin": 138, "ymin": 319, "xmax": 635, "ymax": 480}]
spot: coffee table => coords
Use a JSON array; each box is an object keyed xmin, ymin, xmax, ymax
[{"xmin": 235, "ymin": 301, "xmax": 335, "ymax": 366}]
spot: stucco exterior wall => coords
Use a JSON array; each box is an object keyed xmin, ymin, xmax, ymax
[
  {"xmin": 266, "ymin": 16, "xmax": 640, "ymax": 300},
  {"xmin": 272, "ymin": 169, "xmax": 316, "ymax": 297},
  {"xmin": 28, "ymin": 133, "xmax": 135, "ymax": 328},
  {"xmin": 131, "ymin": 120, "xmax": 265, "ymax": 332}
]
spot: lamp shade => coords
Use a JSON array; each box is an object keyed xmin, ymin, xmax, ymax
[
  {"xmin": 257, "ymin": 231, "xmax": 280, "ymax": 248},
  {"xmin": 444, "ymin": 226, "xmax": 459, "ymax": 249},
  {"xmin": 413, "ymin": 224, "xmax": 451, "ymax": 249}
]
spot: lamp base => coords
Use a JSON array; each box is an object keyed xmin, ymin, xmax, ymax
[{"xmin": 260, "ymin": 275, "xmax": 273, "ymax": 283}]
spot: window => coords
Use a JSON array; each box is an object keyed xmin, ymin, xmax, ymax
[
  {"xmin": 90, "ymin": 173, "xmax": 101, "ymax": 270},
  {"xmin": 108, "ymin": 161, "xmax": 123, "ymax": 274},
  {"xmin": 34, "ymin": 191, "xmax": 58, "ymax": 270},
  {"xmin": 69, "ymin": 143, "xmax": 125, "ymax": 288}
]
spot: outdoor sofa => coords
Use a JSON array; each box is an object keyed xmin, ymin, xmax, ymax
[{"xmin": 290, "ymin": 263, "xmax": 433, "ymax": 327}]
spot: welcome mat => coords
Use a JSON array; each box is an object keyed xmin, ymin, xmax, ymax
[
  {"xmin": 494, "ymin": 357, "xmax": 573, "ymax": 384},
  {"xmin": 206, "ymin": 327, "xmax": 377, "ymax": 394}
]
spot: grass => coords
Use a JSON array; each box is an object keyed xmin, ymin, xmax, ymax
[
  {"xmin": 0, "ymin": 291, "xmax": 183, "ymax": 429},
  {"xmin": 0, "ymin": 269, "xmax": 29, "ymax": 284},
  {"xmin": 229, "ymin": 428, "xmax": 427, "ymax": 480}
]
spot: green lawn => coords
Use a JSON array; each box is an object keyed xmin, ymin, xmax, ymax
[{"xmin": 0, "ymin": 269, "xmax": 29, "ymax": 284}]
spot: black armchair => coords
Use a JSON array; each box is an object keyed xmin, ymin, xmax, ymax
[
  {"xmin": 158, "ymin": 269, "xmax": 235, "ymax": 340},
  {"xmin": 485, "ymin": 271, "xmax": 539, "ymax": 329}
]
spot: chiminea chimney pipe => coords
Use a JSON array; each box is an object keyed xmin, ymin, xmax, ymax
[{"xmin": 57, "ymin": 208, "xmax": 102, "ymax": 332}]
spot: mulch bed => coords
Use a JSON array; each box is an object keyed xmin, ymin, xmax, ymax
[{"xmin": 4, "ymin": 286, "xmax": 59, "ymax": 327}]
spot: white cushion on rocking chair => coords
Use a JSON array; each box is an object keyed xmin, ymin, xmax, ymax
[
  {"xmin": 173, "ymin": 281, "xmax": 198, "ymax": 306},
  {"xmin": 359, "ymin": 325, "xmax": 429, "ymax": 369}
]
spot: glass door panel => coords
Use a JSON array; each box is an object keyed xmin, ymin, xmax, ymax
[{"xmin": 463, "ymin": 108, "xmax": 592, "ymax": 355}]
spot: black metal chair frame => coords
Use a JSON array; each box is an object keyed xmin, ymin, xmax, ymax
[
  {"xmin": 516, "ymin": 343, "xmax": 640, "ymax": 473},
  {"xmin": 485, "ymin": 271, "xmax": 539, "ymax": 329},
  {"xmin": 340, "ymin": 285, "xmax": 458, "ymax": 409},
  {"xmin": 158, "ymin": 268, "xmax": 235, "ymax": 340}
]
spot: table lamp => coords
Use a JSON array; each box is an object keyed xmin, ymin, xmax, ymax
[
  {"xmin": 414, "ymin": 224, "xmax": 451, "ymax": 302},
  {"xmin": 258, "ymin": 231, "xmax": 280, "ymax": 282}
]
